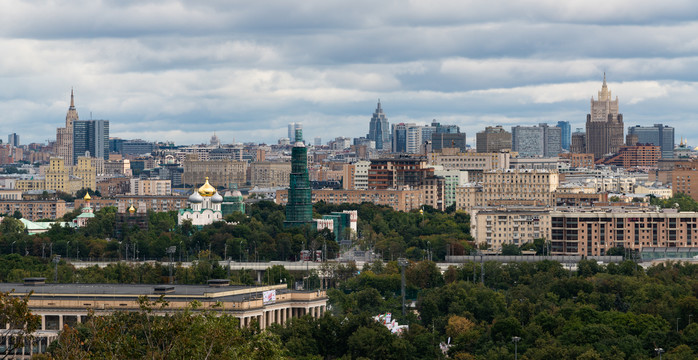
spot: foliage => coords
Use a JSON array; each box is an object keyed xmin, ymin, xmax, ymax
[
  {"xmin": 48, "ymin": 297, "xmax": 286, "ymax": 359},
  {"xmin": 0, "ymin": 290, "xmax": 41, "ymax": 359},
  {"xmin": 650, "ymin": 193, "xmax": 698, "ymax": 211}
]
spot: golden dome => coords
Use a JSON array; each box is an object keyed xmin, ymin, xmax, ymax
[
  {"xmin": 128, "ymin": 205, "xmax": 136, "ymax": 213},
  {"xmin": 198, "ymin": 177, "xmax": 216, "ymax": 197},
  {"xmin": 83, "ymin": 192, "xmax": 91, "ymax": 201}
]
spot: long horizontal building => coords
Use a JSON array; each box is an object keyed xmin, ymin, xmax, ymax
[
  {"xmin": 471, "ymin": 207, "xmax": 551, "ymax": 251},
  {"xmin": 0, "ymin": 279, "xmax": 327, "ymax": 358},
  {"xmin": 551, "ymin": 208, "xmax": 698, "ymax": 256},
  {"xmin": 456, "ymin": 169, "xmax": 559, "ymax": 211},
  {"xmin": 0, "ymin": 200, "xmax": 67, "ymax": 220},
  {"xmin": 276, "ymin": 188, "xmax": 424, "ymax": 212}
]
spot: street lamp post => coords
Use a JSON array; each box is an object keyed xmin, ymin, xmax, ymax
[
  {"xmin": 397, "ymin": 258, "xmax": 408, "ymax": 316},
  {"xmin": 66, "ymin": 241, "xmax": 70, "ymax": 259},
  {"xmin": 53, "ymin": 255, "xmax": 61, "ymax": 283},
  {"xmin": 11, "ymin": 241, "xmax": 15, "ymax": 255},
  {"xmin": 655, "ymin": 348, "xmax": 664, "ymax": 360},
  {"xmin": 512, "ymin": 337, "xmax": 521, "ymax": 360}
]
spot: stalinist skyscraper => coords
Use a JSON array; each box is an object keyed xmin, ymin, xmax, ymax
[
  {"xmin": 55, "ymin": 90, "xmax": 78, "ymax": 165},
  {"xmin": 585, "ymin": 74, "xmax": 624, "ymax": 159}
]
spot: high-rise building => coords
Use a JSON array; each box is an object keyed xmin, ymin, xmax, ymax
[
  {"xmin": 556, "ymin": 121, "xmax": 571, "ymax": 151},
  {"xmin": 288, "ymin": 123, "xmax": 302, "ymax": 143},
  {"xmin": 284, "ymin": 129, "xmax": 313, "ymax": 228},
  {"xmin": 391, "ymin": 123, "xmax": 409, "ymax": 153},
  {"xmin": 511, "ymin": 123, "xmax": 561, "ymax": 157},
  {"xmin": 571, "ymin": 128, "xmax": 586, "ymax": 154},
  {"xmin": 55, "ymin": 90, "xmax": 79, "ymax": 165},
  {"xmin": 7, "ymin": 133, "xmax": 19, "ymax": 147},
  {"xmin": 476, "ymin": 126, "xmax": 512, "ymax": 153},
  {"xmin": 627, "ymin": 124, "xmax": 675, "ymax": 159},
  {"xmin": 586, "ymin": 74, "xmax": 624, "ymax": 159},
  {"xmin": 406, "ymin": 125, "xmax": 423, "ymax": 154},
  {"xmin": 368, "ymin": 100, "xmax": 390, "ymax": 150},
  {"xmin": 73, "ymin": 120, "xmax": 109, "ymax": 164},
  {"xmin": 430, "ymin": 120, "xmax": 466, "ymax": 152},
  {"xmin": 432, "ymin": 133, "xmax": 467, "ymax": 152}
]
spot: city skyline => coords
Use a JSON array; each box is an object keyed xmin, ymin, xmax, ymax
[{"xmin": 2, "ymin": 1, "xmax": 698, "ymax": 145}]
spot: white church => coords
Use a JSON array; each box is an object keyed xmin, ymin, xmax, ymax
[{"xmin": 177, "ymin": 177, "xmax": 224, "ymax": 227}]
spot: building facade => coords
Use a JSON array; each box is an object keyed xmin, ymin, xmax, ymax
[
  {"xmin": 73, "ymin": 119, "xmax": 109, "ymax": 164},
  {"xmin": 277, "ymin": 188, "xmax": 424, "ymax": 212},
  {"xmin": 476, "ymin": 126, "xmax": 512, "ymax": 153},
  {"xmin": 551, "ymin": 208, "xmax": 698, "ymax": 256},
  {"xmin": 250, "ymin": 162, "xmax": 292, "ymax": 188},
  {"xmin": 182, "ymin": 159, "xmax": 247, "ymax": 189},
  {"xmin": 55, "ymin": 90, "xmax": 78, "ymax": 165},
  {"xmin": 586, "ymin": 74, "xmax": 624, "ymax": 159},
  {"xmin": 557, "ymin": 121, "xmax": 571, "ymax": 151},
  {"xmin": 367, "ymin": 157, "xmax": 433, "ymax": 190},
  {"xmin": 129, "ymin": 179, "xmax": 172, "ymax": 196},
  {"xmin": 627, "ymin": 124, "xmax": 675, "ymax": 159},
  {"xmin": 368, "ymin": 100, "xmax": 390, "ymax": 150},
  {"xmin": 0, "ymin": 200, "xmax": 67, "ymax": 220},
  {"xmin": 455, "ymin": 169, "xmax": 559, "ymax": 211},
  {"xmin": 512, "ymin": 123, "xmax": 561, "ymax": 158},
  {"xmin": 471, "ymin": 207, "xmax": 551, "ymax": 251}
]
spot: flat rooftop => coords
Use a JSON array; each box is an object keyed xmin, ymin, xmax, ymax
[{"xmin": 0, "ymin": 283, "xmax": 290, "ymax": 302}]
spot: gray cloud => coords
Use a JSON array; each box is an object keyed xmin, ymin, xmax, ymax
[{"xmin": 2, "ymin": 0, "xmax": 698, "ymax": 145}]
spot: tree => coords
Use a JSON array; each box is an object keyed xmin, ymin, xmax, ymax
[
  {"xmin": 11, "ymin": 210, "xmax": 22, "ymax": 220},
  {"xmin": 0, "ymin": 291, "xmax": 41, "ymax": 359},
  {"xmin": 501, "ymin": 244, "xmax": 522, "ymax": 255}
]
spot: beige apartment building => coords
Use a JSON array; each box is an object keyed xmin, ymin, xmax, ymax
[
  {"xmin": 250, "ymin": 162, "xmax": 292, "ymax": 187},
  {"xmin": 129, "ymin": 179, "xmax": 172, "ymax": 196},
  {"xmin": 456, "ymin": 169, "xmax": 559, "ymax": 211},
  {"xmin": 342, "ymin": 161, "xmax": 370, "ymax": 190},
  {"xmin": 276, "ymin": 188, "xmax": 424, "ymax": 212},
  {"xmin": 182, "ymin": 159, "xmax": 247, "ymax": 189},
  {"xmin": 0, "ymin": 200, "xmax": 67, "ymax": 220},
  {"xmin": 471, "ymin": 207, "xmax": 551, "ymax": 251},
  {"xmin": 428, "ymin": 149, "xmax": 511, "ymax": 182},
  {"xmin": 116, "ymin": 195, "xmax": 189, "ymax": 213},
  {"xmin": 550, "ymin": 208, "xmax": 698, "ymax": 256},
  {"xmin": 16, "ymin": 157, "xmax": 96, "ymax": 195}
]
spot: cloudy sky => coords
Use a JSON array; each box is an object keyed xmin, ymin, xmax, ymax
[{"xmin": 2, "ymin": 0, "xmax": 698, "ymax": 146}]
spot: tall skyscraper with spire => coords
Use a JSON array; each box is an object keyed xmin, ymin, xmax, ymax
[
  {"xmin": 586, "ymin": 74, "xmax": 624, "ymax": 159},
  {"xmin": 284, "ymin": 129, "xmax": 313, "ymax": 228},
  {"xmin": 55, "ymin": 90, "xmax": 79, "ymax": 165},
  {"xmin": 368, "ymin": 100, "xmax": 390, "ymax": 150}
]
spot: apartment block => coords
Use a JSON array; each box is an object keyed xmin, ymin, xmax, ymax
[
  {"xmin": 471, "ymin": 207, "xmax": 551, "ymax": 251},
  {"xmin": 367, "ymin": 157, "xmax": 433, "ymax": 190},
  {"xmin": 455, "ymin": 169, "xmax": 559, "ymax": 211},
  {"xmin": 129, "ymin": 179, "xmax": 172, "ymax": 196},
  {"xmin": 428, "ymin": 149, "xmax": 510, "ymax": 175},
  {"xmin": 276, "ymin": 188, "xmax": 424, "ymax": 212},
  {"xmin": 551, "ymin": 208, "xmax": 698, "ymax": 256},
  {"xmin": 182, "ymin": 159, "xmax": 247, "ymax": 189},
  {"xmin": 249, "ymin": 162, "xmax": 292, "ymax": 188},
  {"xmin": 0, "ymin": 200, "xmax": 67, "ymax": 220},
  {"xmin": 115, "ymin": 195, "xmax": 189, "ymax": 213},
  {"xmin": 342, "ymin": 161, "xmax": 370, "ymax": 190},
  {"xmin": 598, "ymin": 145, "xmax": 661, "ymax": 168}
]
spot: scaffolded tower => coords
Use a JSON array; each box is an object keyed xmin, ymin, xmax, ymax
[{"xmin": 284, "ymin": 129, "xmax": 313, "ymax": 227}]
